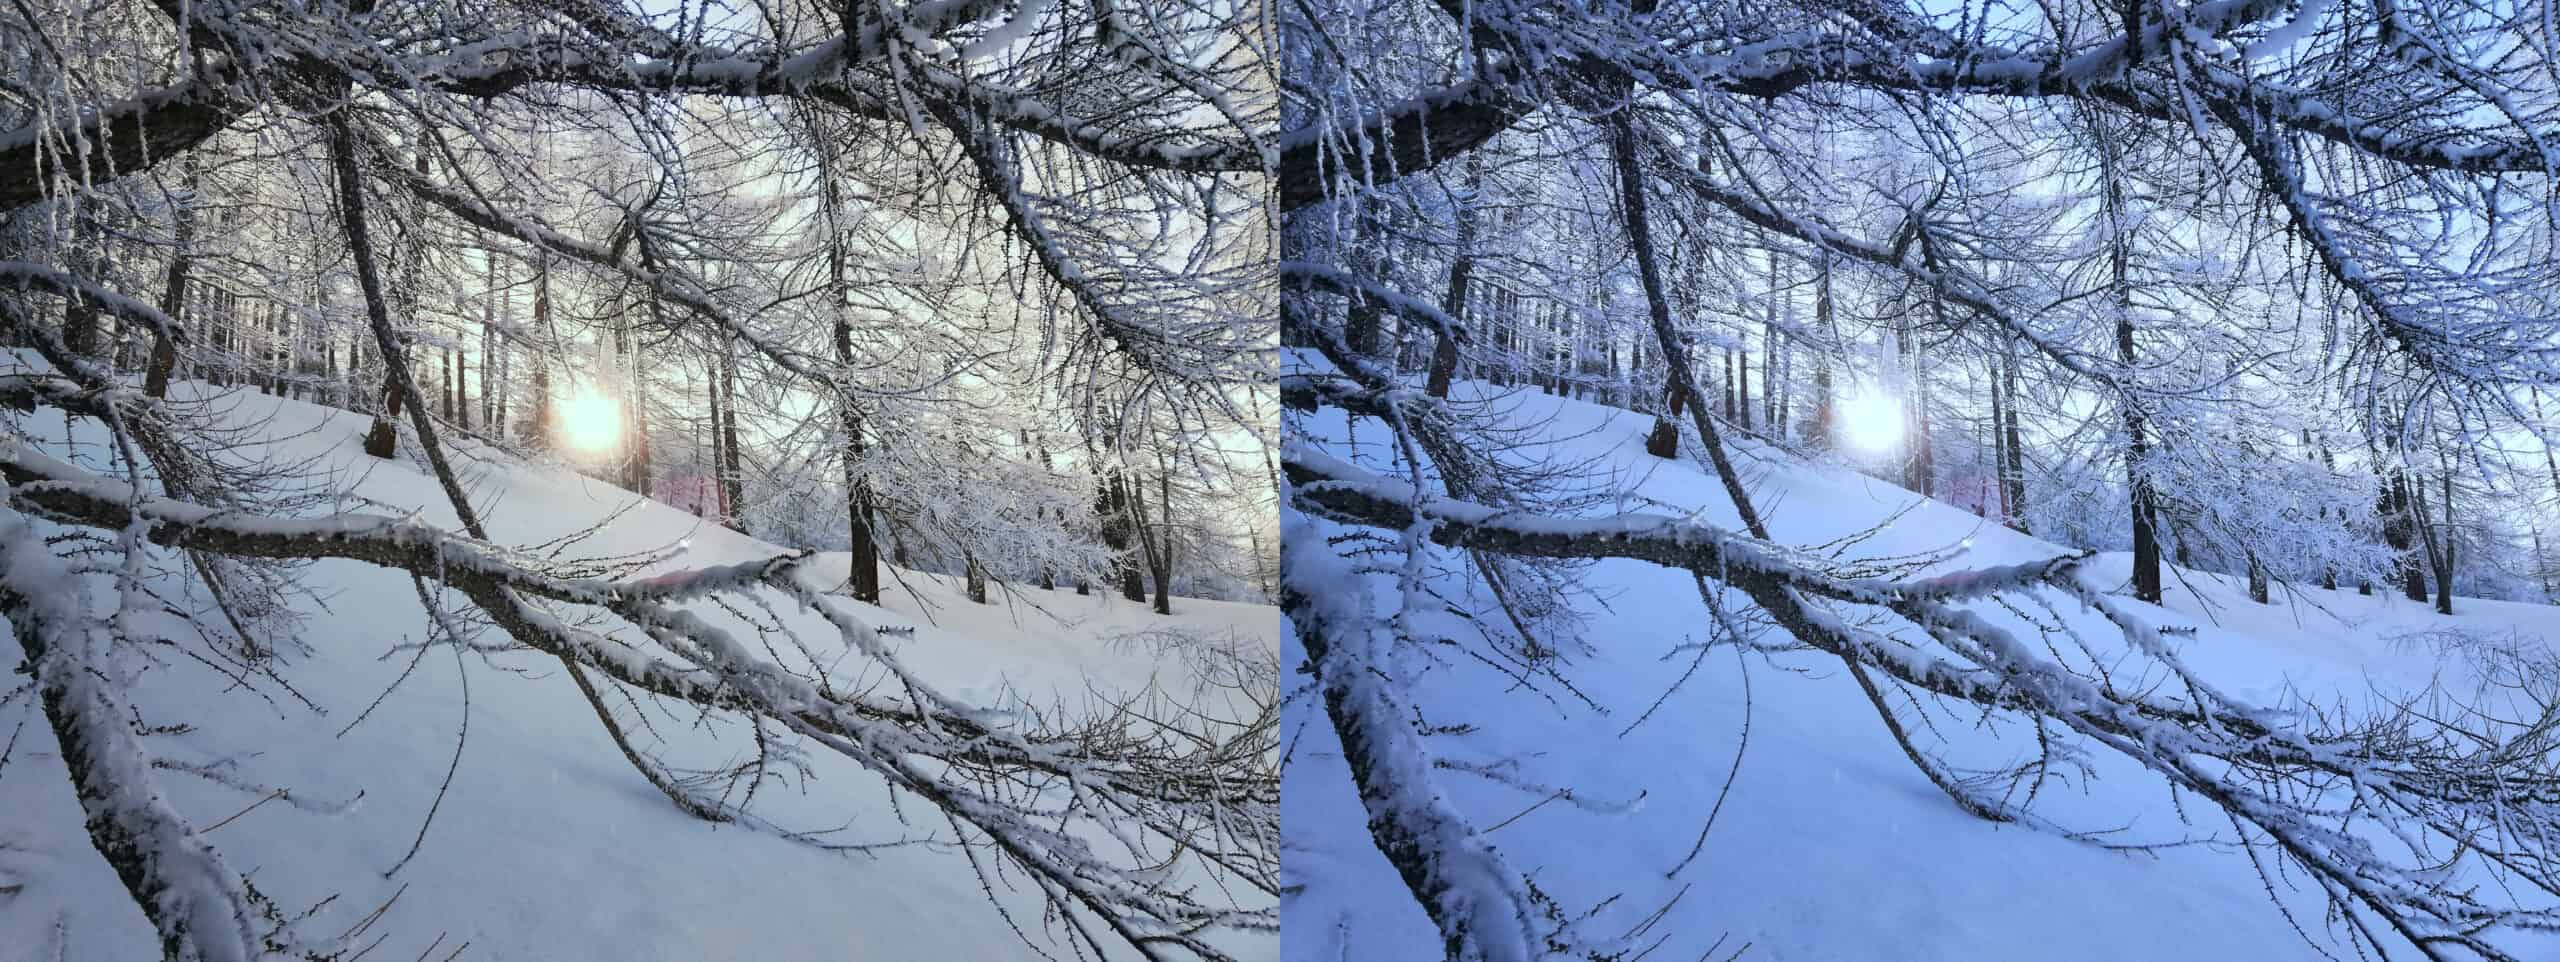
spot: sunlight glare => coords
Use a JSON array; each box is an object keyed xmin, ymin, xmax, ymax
[
  {"xmin": 1841, "ymin": 385, "xmax": 1903, "ymax": 454},
  {"xmin": 558, "ymin": 385, "xmax": 622, "ymax": 453}
]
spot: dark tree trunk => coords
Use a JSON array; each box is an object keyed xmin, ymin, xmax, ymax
[
  {"xmin": 1762, "ymin": 252, "xmax": 1780, "ymax": 430},
  {"xmin": 840, "ymin": 398, "xmax": 881, "ymax": 603},
  {"xmin": 2099, "ymin": 132, "xmax": 2161, "ymax": 603},
  {"xmin": 1031, "ymin": 431, "xmax": 1057, "ymax": 593},
  {"xmin": 2308, "ymin": 430, "xmax": 2336, "ymax": 589},
  {"xmin": 145, "ymin": 161, "xmax": 200, "ymax": 399},
  {"xmin": 2538, "ymin": 529, "xmax": 2555, "ymax": 604},
  {"xmin": 524, "ymin": 257, "xmax": 553, "ymax": 451},
  {"xmin": 2000, "ymin": 350, "xmax": 2028, "ymax": 532},
  {"xmin": 2383, "ymin": 472, "xmax": 2428, "ymax": 602},
  {"xmin": 1095, "ymin": 460, "xmax": 1146, "ymax": 603},
  {"xmin": 62, "ymin": 209, "xmax": 102, "ymax": 357},
  {"xmin": 364, "ymin": 134, "xmax": 430, "ymax": 459},
  {"xmin": 824, "ymin": 177, "xmax": 882, "ymax": 602},
  {"xmin": 1345, "ymin": 216, "xmax": 1385, "ymax": 357},
  {"xmin": 717, "ymin": 337, "xmax": 745, "ymax": 532},
  {"xmin": 1150, "ymin": 465, "xmax": 1175, "ymax": 615},
  {"xmin": 1607, "ymin": 105, "xmax": 1768, "ymax": 541},
  {"xmin": 1737, "ymin": 344, "xmax": 1752, "ymax": 432},
  {"xmin": 1117, "ymin": 500, "xmax": 1147, "ymax": 602},
  {"xmin": 1116, "ymin": 471, "xmax": 1152, "ymax": 603},
  {"xmin": 1645, "ymin": 382, "xmax": 1684, "ymax": 459},
  {"xmin": 362, "ymin": 374, "xmax": 404, "ymax": 457},
  {"xmin": 1808, "ymin": 252, "xmax": 1835, "ymax": 450},
  {"xmin": 1990, "ymin": 356, "xmax": 2012, "ymax": 523},
  {"xmin": 1427, "ymin": 161, "xmax": 1480, "ymax": 398},
  {"xmin": 488, "ymin": 261, "xmax": 507, "ymax": 437},
  {"xmin": 2434, "ymin": 471, "xmax": 2455, "ymax": 615}
]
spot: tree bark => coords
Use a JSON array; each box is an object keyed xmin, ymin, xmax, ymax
[
  {"xmin": 717, "ymin": 336, "xmax": 745, "ymax": 533},
  {"xmin": 1808, "ymin": 251, "xmax": 1835, "ymax": 450},
  {"xmin": 1426, "ymin": 163, "xmax": 1478, "ymax": 399},
  {"xmin": 1763, "ymin": 251, "xmax": 1780, "ymax": 430},
  {"xmin": 525, "ymin": 255, "xmax": 553, "ymax": 451},
  {"xmin": 820, "ymin": 165, "xmax": 881, "ymax": 603},
  {"xmin": 1114, "ymin": 473, "xmax": 1147, "ymax": 602},
  {"xmin": 61, "ymin": 208, "xmax": 102, "ymax": 357},
  {"xmin": 2096, "ymin": 121, "xmax": 2161, "ymax": 604},
  {"xmin": 1151, "ymin": 462, "xmax": 1175, "ymax": 615},
  {"xmin": 145, "ymin": 161, "xmax": 201, "ymax": 399},
  {"xmin": 2385, "ymin": 470, "xmax": 2429, "ymax": 602},
  {"xmin": 2434, "ymin": 471, "xmax": 2455, "ymax": 615}
]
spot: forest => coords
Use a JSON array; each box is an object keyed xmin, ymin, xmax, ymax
[
  {"xmin": 1280, "ymin": 0, "xmax": 2560, "ymax": 960},
  {"xmin": 0, "ymin": 0, "xmax": 1277, "ymax": 958}
]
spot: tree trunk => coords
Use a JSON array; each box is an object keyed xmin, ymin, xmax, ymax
[
  {"xmin": 2309, "ymin": 430, "xmax": 2336, "ymax": 589},
  {"xmin": 489, "ymin": 261, "xmax": 508, "ymax": 438},
  {"xmin": 2097, "ymin": 124, "xmax": 2161, "ymax": 604},
  {"xmin": 145, "ymin": 161, "xmax": 201, "ymax": 399},
  {"xmin": 2384, "ymin": 471, "xmax": 2429, "ymax": 602},
  {"xmin": 1093, "ymin": 445, "xmax": 1145, "ymax": 603},
  {"xmin": 1150, "ymin": 463, "xmax": 1175, "ymax": 615},
  {"xmin": 1645, "ymin": 381, "xmax": 1684, "ymax": 459},
  {"xmin": 1032, "ymin": 431, "xmax": 1057, "ymax": 593},
  {"xmin": 1762, "ymin": 251, "xmax": 1779, "ymax": 430},
  {"xmin": 820, "ymin": 166, "xmax": 881, "ymax": 603},
  {"xmin": 1607, "ymin": 107, "xmax": 1767, "ymax": 540},
  {"xmin": 717, "ymin": 337, "xmax": 745, "ymax": 533},
  {"xmin": 1114, "ymin": 475, "xmax": 1147, "ymax": 602},
  {"xmin": 364, "ymin": 134, "xmax": 429, "ymax": 458},
  {"xmin": 1427, "ymin": 162, "xmax": 1480, "ymax": 398},
  {"xmin": 62, "ymin": 208, "xmax": 102, "ymax": 357},
  {"xmin": 1808, "ymin": 252, "xmax": 1835, "ymax": 450},
  {"xmin": 2434, "ymin": 471, "xmax": 2455, "ymax": 615},
  {"xmin": 844, "ymin": 412, "xmax": 880, "ymax": 603},
  {"xmin": 524, "ymin": 257, "xmax": 553, "ymax": 451},
  {"xmin": 361, "ymin": 361, "xmax": 405, "ymax": 458},
  {"xmin": 1989, "ymin": 355, "xmax": 2012, "ymax": 523},
  {"xmin": 1721, "ymin": 347, "xmax": 1734, "ymax": 419},
  {"xmin": 2000, "ymin": 350, "xmax": 2028, "ymax": 533},
  {"xmin": 1732, "ymin": 346, "xmax": 1749, "ymax": 430},
  {"xmin": 2537, "ymin": 529, "xmax": 2555, "ymax": 604},
  {"xmin": 1345, "ymin": 216, "xmax": 1384, "ymax": 357}
]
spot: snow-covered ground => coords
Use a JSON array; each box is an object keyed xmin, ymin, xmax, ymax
[
  {"xmin": 1284, "ymin": 380, "xmax": 2560, "ymax": 961},
  {"xmin": 0, "ymin": 378, "xmax": 1277, "ymax": 960}
]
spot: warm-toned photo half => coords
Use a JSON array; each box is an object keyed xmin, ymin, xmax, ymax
[
  {"xmin": 0, "ymin": 0, "xmax": 1275, "ymax": 958},
  {"xmin": 1279, "ymin": 1, "xmax": 2560, "ymax": 960}
]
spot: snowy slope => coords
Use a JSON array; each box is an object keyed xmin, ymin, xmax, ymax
[
  {"xmin": 0, "ymin": 377, "xmax": 1277, "ymax": 961},
  {"xmin": 1283, "ymin": 379, "xmax": 2560, "ymax": 962}
]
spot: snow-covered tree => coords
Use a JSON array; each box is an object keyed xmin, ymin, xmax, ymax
[
  {"xmin": 0, "ymin": 0, "xmax": 1275, "ymax": 956},
  {"xmin": 1284, "ymin": 0, "xmax": 2560, "ymax": 958}
]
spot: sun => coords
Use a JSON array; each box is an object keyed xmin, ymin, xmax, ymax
[
  {"xmin": 1840, "ymin": 385, "xmax": 1903, "ymax": 454},
  {"xmin": 557, "ymin": 385, "xmax": 623, "ymax": 453}
]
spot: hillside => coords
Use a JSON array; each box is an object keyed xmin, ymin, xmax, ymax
[
  {"xmin": 0, "ymin": 376, "xmax": 1278, "ymax": 961},
  {"xmin": 1282, "ymin": 379, "xmax": 2560, "ymax": 962}
]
